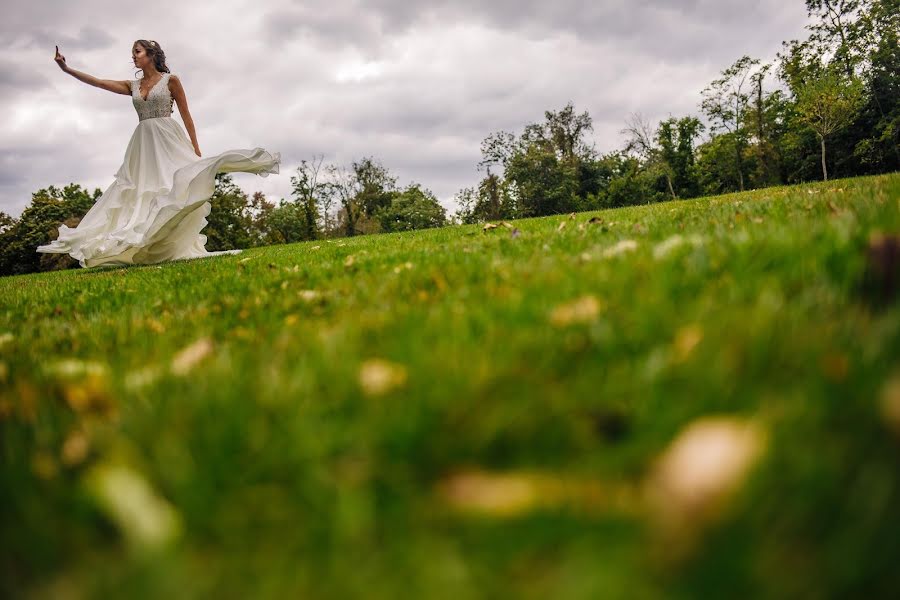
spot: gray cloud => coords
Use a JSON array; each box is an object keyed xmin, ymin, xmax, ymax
[{"xmin": 0, "ymin": 0, "xmax": 810, "ymax": 219}]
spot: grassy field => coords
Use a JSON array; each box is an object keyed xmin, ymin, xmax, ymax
[{"xmin": 2, "ymin": 173, "xmax": 900, "ymax": 599}]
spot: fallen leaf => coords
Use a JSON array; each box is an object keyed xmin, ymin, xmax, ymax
[
  {"xmin": 436, "ymin": 468, "xmax": 630, "ymax": 518},
  {"xmin": 821, "ymin": 354, "xmax": 849, "ymax": 382},
  {"xmin": 0, "ymin": 332, "xmax": 14, "ymax": 349},
  {"xmin": 61, "ymin": 430, "xmax": 90, "ymax": 466},
  {"xmin": 298, "ymin": 290, "xmax": 322, "ymax": 302},
  {"xmin": 483, "ymin": 223, "xmax": 499, "ymax": 231},
  {"xmin": 645, "ymin": 417, "xmax": 766, "ymax": 534},
  {"xmin": 124, "ymin": 366, "xmax": 163, "ymax": 391},
  {"xmin": 344, "ymin": 255, "xmax": 356, "ymax": 267},
  {"xmin": 549, "ymin": 295, "xmax": 602, "ymax": 327},
  {"xmin": 863, "ymin": 231, "xmax": 900, "ymax": 304},
  {"xmin": 880, "ymin": 375, "xmax": 900, "ymax": 438},
  {"xmin": 557, "ymin": 221, "xmax": 568, "ymax": 232},
  {"xmin": 358, "ymin": 359, "xmax": 408, "ymax": 396},
  {"xmin": 58, "ymin": 373, "xmax": 117, "ymax": 418},
  {"xmin": 437, "ymin": 470, "xmax": 540, "ymax": 517},
  {"xmin": 603, "ymin": 239, "xmax": 638, "ymax": 258},
  {"xmin": 170, "ymin": 338, "xmax": 214, "ymax": 376},
  {"xmin": 673, "ymin": 325, "xmax": 704, "ymax": 362},
  {"xmin": 85, "ymin": 462, "xmax": 182, "ymax": 549}
]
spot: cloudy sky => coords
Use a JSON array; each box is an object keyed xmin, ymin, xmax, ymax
[{"xmin": 1, "ymin": 0, "xmax": 811, "ymax": 218}]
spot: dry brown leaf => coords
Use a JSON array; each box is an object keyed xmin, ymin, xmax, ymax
[
  {"xmin": 298, "ymin": 290, "xmax": 322, "ymax": 301},
  {"xmin": 880, "ymin": 375, "xmax": 900, "ymax": 438},
  {"xmin": 85, "ymin": 462, "xmax": 182, "ymax": 549},
  {"xmin": 603, "ymin": 239, "xmax": 638, "ymax": 258},
  {"xmin": 62, "ymin": 375, "xmax": 117, "ymax": 418},
  {"xmin": 344, "ymin": 255, "xmax": 356, "ymax": 267},
  {"xmin": 438, "ymin": 470, "xmax": 540, "ymax": 517},
  {"xmin": 549, "ymin": 295, "xmax": 602, "ymax": 327},
  {"xmin": 171, "ymin": 338, "xmax": 214, "ymax": 376},
  {"xmin": 645, "ymin": 417, "xmax": 766, "ymax": 535},
  {"xmin": 673, "ymin": 325, "xmax": 704, "ymax": 362},
  {"xmin": 61, "ymin": 430, "xmax": 90, "ymax": 466},
  {"xmin": 557, "ymin": 221, "xmax": 568, "ymax": 232},
  {"xmin": 483, "ymin": 223, "xmax": 499, "ymax": 231},
  {"xmin": 358, "ymin": 359, "xmax": 408, "ymax": 396},
  {"xmin": 436, "ymin": 468, "xmax": 632, "ymax": 518}
]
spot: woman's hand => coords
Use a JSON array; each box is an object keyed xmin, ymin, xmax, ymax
[
  {"xmin": 194, "ymin": 145, "xmax": 202, "ymax": 157},
  {"xmin": 54, "ymin": 45, "xmax": 69, "ymax": 72}
]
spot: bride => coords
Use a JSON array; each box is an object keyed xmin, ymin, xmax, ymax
[{"xmin": 37, "ymin": 39, "xmax": 281, "ymax": 268}]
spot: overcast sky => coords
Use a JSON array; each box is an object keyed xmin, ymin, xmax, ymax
[{"xmin": 1, "ymin": 0, "xmax": 811, "ymax": 218}]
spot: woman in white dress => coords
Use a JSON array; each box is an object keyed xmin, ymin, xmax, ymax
[{"xmin": 37, "ymin": 39, "xmax": 281, "ymax": 268}]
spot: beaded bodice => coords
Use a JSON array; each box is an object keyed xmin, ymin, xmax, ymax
[{"xmin": 131, "ymin": 72, "xmax": 174, "ymax": 121}]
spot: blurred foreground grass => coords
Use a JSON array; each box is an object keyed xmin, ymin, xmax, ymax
[{"xmin": 2, "ymin": 173, "xmax": 900, "ymax": 599}]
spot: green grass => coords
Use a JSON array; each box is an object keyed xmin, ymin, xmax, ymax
[{"xmin": 2, "ymin": 173, "xmax": 900, "ymax": 599}]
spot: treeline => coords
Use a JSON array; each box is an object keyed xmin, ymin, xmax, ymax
[
  {"xmin": 1, "ymin": 0, "xmax": 896, "ymax": 276},
  {"xmin": 455, "ymin": 0, "xmax": 898, "ymax": 222}
]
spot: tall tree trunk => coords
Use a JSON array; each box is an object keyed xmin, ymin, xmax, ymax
[
  {"xmin": 735, "ymin": 143, "xmax": 745, "ymax": 191},
  {"xmin": 755, "ymin": 76, "xmax": 768, "ymax": 184},
  {"xmin": 821, "ymin": 136, "xmax": 829, "ymax": 181},
  {"xmin": 665, "ymin": 172, "xmax": 677, "ymax": 199}
]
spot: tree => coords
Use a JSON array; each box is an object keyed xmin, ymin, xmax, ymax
[
  {"xmin": 204, "ymin": 174, "xmax": 253, "ymax": 251},
  {"xmin": 701, "ymin": 56, "xmax": 761, "ymax": 191},
  {"xmin": 805, "ymin": 0, "xmax": 864, "ymax": 79},
  {"xmin": 376, "ymin": 184, "xmax": 447, "ymax": 232},
  {"xmin": 659, "ymin": 116, "xmax": 705, "ymax": 198},
  {"xmin": 245, "ymin": 191, "xmax": 277, "ymax": 246},
  {"xmin": 623, "ymin": 112, "xmax": 676, "ymax": 199},
  {"xmin": 289, "ymin": 158, "xmax": 324, "ymax": 241},
  {"xmin": 0, "ymin": 184, "xmax": 99, "ymax": 276},
  {"xmin": 453, "ymin": 168, "xmax": 517, "ymax": 224},
  {"xmin": 329, "ymin": 157, "xmax": 397, "ymax": 237},
  {"xmin": 797, "ymin": 68, "xmax": 865, "ymax": 180},
  {"xmin": 477, "ymin": 102, "xmax": 600, "ymax": 218}
]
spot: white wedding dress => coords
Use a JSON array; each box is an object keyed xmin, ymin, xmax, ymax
[{"xmin": 36, "ymin": 72, "xmax": 281, "ymax": 268}]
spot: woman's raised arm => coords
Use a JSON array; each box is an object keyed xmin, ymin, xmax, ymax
[{"xmin": 54, "ymin": 45, "xmax": 131, "ymax": 96}]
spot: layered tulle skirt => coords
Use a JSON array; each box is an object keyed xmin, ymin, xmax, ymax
[{"xmin": 36, "ymin": 116, "xmax": 280, "ymax": 268}]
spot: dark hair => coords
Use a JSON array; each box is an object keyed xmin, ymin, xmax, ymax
[{"xmin": 133, "ymin": 39, "xmax": 170, "ymax": 76}]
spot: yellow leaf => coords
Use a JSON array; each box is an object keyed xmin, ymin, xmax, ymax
[
  {"xmin": 358, "ymin": 359, "xmax": 408, "ymax": 396},
  {"xmin": 880, "ymin": 375, "xmax": 900, "ymax": 437},
  {"xmin": 85, "ymin": 462, "xmax": 182, "ymax": 549},
  {"xmin": 171, "ymin": 338, "xmax": 214, "ymax": 376},
  {"xmin": 549, "ymin": 295, "xmax": 602, "ymax": 327},
  {"xmin": 645, "ymin": 417, "xmax": 766, "ymax": 534},
  {"xmin": 673, "ymin": 325, "xmax": 703, "ymax": 362},
  {"xmin": 602, "ymin": 240, "xmax": 638, "ymax": 258}
]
